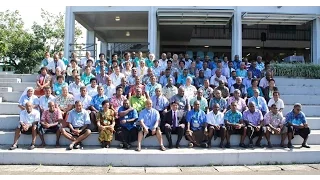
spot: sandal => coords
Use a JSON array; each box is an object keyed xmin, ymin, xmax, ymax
[
  {"xmin": 67, "ymin": 143, "xmax": 75, "ymax": 150},
  {"xmin": 28, "ymin": 144, "xmax": 35, "ymax": 150},
  {"xmin": 135, "ymin": 147, "xmax": 141, "ymax": 152},
  {"xmin": 188, "ymin": 143, "xmax": 194, "ymax": 148},
  {"xmin": 160, "ymin": 145, "xmax": 166, "ymax": 151},
  {"xmin": 9, "ymin": 144, "xmax": 18, "ymax": 150}
]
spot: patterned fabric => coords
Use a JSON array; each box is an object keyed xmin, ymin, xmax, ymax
[
  {"xmin": 242, "ymin": 109, "xmax": 263, "ymax": 126},
  {"xmin": 190, "ymin": 97, "xmax": 208, "ymax": 112},
  {"xmin": 186, "ymin": 109, "xmax": 207, "ymax": 131},
  {"xmin": 81, "ymin": 73, "xmax": 95, "ymax": 86},
  {"xmin": 41, "ymin": 109, "xmax": 63, "ymax": 123},
  {"xmin": 109, "ymin": 95, "xmax": 127, "ymax": 113},
  {"xmin": 227, "ymin": 96, "xmax": 247, "ymax": 112},
  {"xmin": 209, "ymin": 98, "xmax": 227, "ymax": 111},
  {"xmin": 97, "ymin": 109, "xmax": 115, "ymax": 126},
  {"xmin": 236, "ymin": 69, "xmax": 247, "ymax": 78},
  {"xmin": 199, "ymin": 86, "xmax": 214, "ymax": 99},
  {"xmin": 264, "ymin": 111, "xmax": 285, "ymax": 127},
  {"xmin": 248, "ymin": 96, "xmax": 269, "ymax": 113},
  {"xmin": 162, "ymin": 85, "xmax": 178, "ymax": 100},
  {"xmin": 39, "ymin": 95, "xmax": 55, "ymax": 111},
  {"xmin": 129, "ymin": 96, "xmax": 147, "ymax": 113},
  {"xmin": 90, "ymin": 94, "xmax": 109, "ymax": 111},
  {"xmin": 224, "ymin": 110, "xmax": 242, "ymax": 124},
  {"xmin": 55, "ymin": 94, "xmax": 74, "ymax": 110},
  {"xmin": 285, "ymin": 110, "xmax": 307, "ymax": 125},
  {"xmin": 145, "ymin": 83, "xmax": 162, "ymax": 97}
]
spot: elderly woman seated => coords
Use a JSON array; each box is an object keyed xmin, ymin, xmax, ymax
[{"xmin": 18, "ymin": 87, "xmax": 40, "ymax": 111}]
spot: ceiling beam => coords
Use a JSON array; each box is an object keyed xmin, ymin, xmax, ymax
[{"xmin": 94, "ymin": 27, "xmax": 148, "ymax": 31}]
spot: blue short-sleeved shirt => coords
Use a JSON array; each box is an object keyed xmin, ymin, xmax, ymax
[
  {"xmin": 285, "ymin": 110, "xmax": 307, "ymax": 125},
  {"xmin": 118, "ymin": 106, "xmax": 138, "ymax": 130},
  {"xmin": 186, "ymin": 109, "xmax": 207, "ymax": 131},
  {"xmin": 67, "ymin": 109, "xmax": 91, "ymax": 128},
  {"xmin": 53, "ymin": 82, "xmax": 68, "ymax": 95},
  {"xmin": 90, "ymin": 94, "xmax": 109, "ymax": 111},
  {"xmin": 138, "ymin": 108, "xmax": 160, "ymax": 129},
  {"xmin": 19, "ymin": 95, "xmax": 40, "ymax": 106},
  {"xmin": 224, "ymin": 110, "xmax": 242, "ymax": 124}
]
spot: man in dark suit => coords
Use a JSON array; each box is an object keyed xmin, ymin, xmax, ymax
[{"xmin": 163, "ymin": 101, "xmax": 186, "ymax": 149}]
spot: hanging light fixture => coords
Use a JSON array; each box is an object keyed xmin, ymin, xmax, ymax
[
  {"xmin": 115, "ymin": 16, "xmax": 120, "ymax": 21},
  {"xmin": 126, "ymin": 31, "xmax": 130, "ymax": 36}
]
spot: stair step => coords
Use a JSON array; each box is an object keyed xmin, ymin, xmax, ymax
[
  {"xmin": 0, "ymin": 92, "xmax": 23, "ymax": 102},
  {"xmin": 281, "ymin": 95, "xmax": 320, "ymax": 105},
  {"xmin": 283, "ymin": 105, "xmax": 320, "ymax": 117},
  {"xmin": 0, "ymin": 87, "xmax": 13, "ymax": 93},
  {"xmin": 275, "ymin": 77, "xmax": 320, "ymax": 87},
  {"xmin": 0, "ymin": 78, "xmax": 21, "ymax": 83},
  {"xmin": 0, "ymin": 82, "xmax": 35, "ymax": 92},
  {"xmin": 1, "ymin": 145, "xmax": 320, "ymax": 166},
  {"xmin": 277, "ymin": 86, "xmax": 320, "ymax": 95},
  {"xmin": 0, "ymin": 103, "xmax": 19, "ymax": 114},
  {"xmin": 0, "ymin": 74, "xmax": 38, "ymax": 82}
]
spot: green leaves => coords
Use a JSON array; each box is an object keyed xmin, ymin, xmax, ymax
[
  {"xmin": 272, "ymin": 63, "xmax": 320, "ymax": 79},
  {"xmin": 0, "ymin": 9, "xmax": 82, "ymax": 74}
]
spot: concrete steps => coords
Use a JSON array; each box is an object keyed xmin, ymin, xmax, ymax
[
  {"xmin": 0, "ymin": 92, "xmax": 22, "ymax": 102},
  {"xmin": 1, "ymin": 130, "xmax": 319, "ymax": 146},
  {"xmin": 0, "ymin": 82, "xmax": 35, "ymax": 92},
  {"xmin": 281, "ymin": 95, "xmax": 320, "ymax": 105},
  {"xmin": 0, "ymin": 87, "xmax": 13, "ymax": 93},
  {"xmin": 1, "ymin": 145, "xmax": 320, "ymax": 166},
  {"xmin": 277, "ymin": 86, "xmax": 320, "ymax": 95},
  {"xmin": 0, "ymin": 74, "xmax": 38, "ymax": 82},
  {"xmin": 0, "ymin": 103, "xmax": 19, "ymax": 114},
  {"xmin": 275, "ymin": 77, "xmax": 320, "ymax": 87},
  {"xmin": 1, "ymin": 78, "xmax": 21, "ymax": 83}
]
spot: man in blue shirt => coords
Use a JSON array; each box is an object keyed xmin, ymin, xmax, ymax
[
  {"xmin": 89, "ymin": 86, "xmax": 108, "ymax": 132},
  {"xmin": 285, "ymin": 103, "xmax": 311, "ymax": 148},
  {"xmin": 115, "ymin": 99, "xmax": 139, "ymax": 149},
  {"xmin": 232, "ymin": 55, "xmax": 241, "ymax": 70},
  {"xmin": 177, "ymin": 69, "xmax": 192, "ymax": 87},
  {"xmin": 248, "ymin": 61, "xmax": 262, "ymax": 80},
  {"xmin": 224, "ymin": 101, "xmax": 247, "ymax": 148},
  {"xmin": 186, "ymin": 100, "xmax": 208, "ymax": 148},
  {"xmin": 61, "ymin": 101, "xmax": 92, "ymax": 150},
  {"xmin": 136, "ymin": 99, "xmax": 166, "ymax": 152}
]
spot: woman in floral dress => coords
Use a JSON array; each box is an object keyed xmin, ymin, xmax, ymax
[{"xmin": 96, "ymin": 100, "xmax": 116, "ymax": 148}]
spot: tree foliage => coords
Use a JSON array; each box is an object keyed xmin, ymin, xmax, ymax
[
  {"xmin": 0, "ymin": 10, "xmax": 45, "ymax": 73},
  {"xmin": 0, "ymin": 9, "xmax": 82, "ymax": 74},
  {"xmin": 32, "ymin": 9, "xmax": 82, "ymax": 54}
]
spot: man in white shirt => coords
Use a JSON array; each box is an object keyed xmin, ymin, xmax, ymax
[
  {"xmin": 86, "ymin": 78, "xmax": 98, "ymax": 97},
  {"xmin": 110, "ymin": 65, "xmax": 125, "ymax": 87},
  {"xmin": 74, "ymin": 87, "xmax": 92, "ymax": 110},
  {"xmin": 39, "ymin": 86, "xmax": 55, "ymax": 113},
  {"xmin": 47, "ymin": 54, "xmax": 66, "ymax": 75},
  {"xmin": 68, "ymin": 75, "xmax": 85, "ymax": 97},
  {"xmin": 80, "ymin": 51, "xmax": 94, "ymax": 68},
  {"xmin": 267, "ymin": 91, "xmax": 284, "ymax": 114},
  {"xmin": 206, "ymin": 103, "xmax": 226, "ymax": 148},
  {"xmin": 103, "ymin": 77, "xmax": 116, "ymax": 98},
  {"xmin": 210, "ymin": 69, "xmax": 228, "ymax": 88},
  {"xmin": 9, "ymin": 102, "xmax": 40, "ymax": 150},
  {"xmin": 158, "ymin": 53, "xmax": 168, "ymax": 70}
]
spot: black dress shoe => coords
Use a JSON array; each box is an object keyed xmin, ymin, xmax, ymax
[
  {"xmin": 239, "ymin": 143, "xmax": 247, "ymax": 148},
  {"xmin": 101, "ymin": 141, "xmax": 106, "ymax": 148},
  {"xmin": 168, "ymin": 144, "xmax": 173, "ymax": 149},
  {"xmin": 175, "ymin": 144, "xmax": 180, "ymax": 149},
  {"xmin": 302, "ymin": 144, "xmax": 310, "ymax": 148},
  {"xmin": 225, "ymin": 143, "xmax": 231, "ymax": 148},
  {"xmin": 287, "ymin": 143, "xmax": 294, "ymax": 148}
]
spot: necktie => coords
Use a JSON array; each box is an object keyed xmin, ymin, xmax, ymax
[
  {"xmin": 156, "ymin": 97, "xmax": 159, "ymax": 106},
  {"xmin": 55, "ymin": 61, "xmax": 58, "ymax": 69},
  {"xmin": 173, "ymin": 111, "xmax": 177, "ymax": 128}
]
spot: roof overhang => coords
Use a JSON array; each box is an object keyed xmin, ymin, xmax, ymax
[
  {"xmin": 157, "ymin": 9, "xmax": 234, "ymax": 26},
  {"xmin": 242, "ymin": 13, "xmax": 319, "ymax": 25}
]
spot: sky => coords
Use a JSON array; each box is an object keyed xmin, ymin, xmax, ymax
[{"xmin": 0, "ymin": 5, "xmax": 87, "ymax": 43}]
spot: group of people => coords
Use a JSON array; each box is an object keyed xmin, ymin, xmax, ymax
[{"xmin": 9, "ymin": 51, "xmax": 311, "ymax": 151}]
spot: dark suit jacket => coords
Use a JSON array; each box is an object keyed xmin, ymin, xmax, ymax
[
  {"xmin": 161, "ymin": 110, "xmax": 186, "ymax": 128},
  {"xmin": 263, "ymin": 86, "xmax": 279, "ymax": 103}
]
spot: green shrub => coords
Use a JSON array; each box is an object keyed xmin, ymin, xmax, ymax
[{"xmin": 271, "ymin": 63, "xmax": 320, "ymax": 79}]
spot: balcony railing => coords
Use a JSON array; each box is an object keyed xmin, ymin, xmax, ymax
[{"xmin": 191, "ymin": 27, "xmax": 311, "ymax": 41}]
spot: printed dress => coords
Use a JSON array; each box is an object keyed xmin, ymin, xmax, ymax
[{"xmin": 97, "ymin": 109, "xmax": 115, "ymax": 142}]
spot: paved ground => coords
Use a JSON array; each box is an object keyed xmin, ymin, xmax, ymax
[{"xmin": 0, "ymin": 164, "xmax": 320, "ymax": 175}]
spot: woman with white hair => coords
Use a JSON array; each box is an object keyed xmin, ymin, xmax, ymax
[
  {"xmin": 18, "ymin": 87, "xmax": 40, "ymax": 111},
  {"xmin": 145, "ymin": 53, "xmax": 155, "ymax": 68}
]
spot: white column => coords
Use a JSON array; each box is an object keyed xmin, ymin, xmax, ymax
[
  {"xmin": 100, "ymin": 42, "xmax": 107, "ymax": 55},
  {"xmin": 148, "ymin": 7, "xmax": 157, "ymax": 57},
  {"xmin": 231, "ymin": 9, "xmax": 242, "ymax": 60},
  {"xmin": 156, "ymin": 30, "xmax": 160, "ymax": 59},
  {"xmin": 312, "ymin": 18, "xmax": 320, "ymax": 64},
  {"xmin": 86, "ymin": 31, "xmax": 96, "ymax": 59},
  {"xmin": 64, "ymin": 6, "xmax": 75, "ymax": 60}
]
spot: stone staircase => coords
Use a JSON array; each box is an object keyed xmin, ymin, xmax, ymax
[{"xmin": 0, "ymin": 74, "xmax": 320, "ymax": 166}]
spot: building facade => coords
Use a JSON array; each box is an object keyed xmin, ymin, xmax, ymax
[{"xmin": 64, "ymin": 6, "xmax": 320, "ymax": 63}]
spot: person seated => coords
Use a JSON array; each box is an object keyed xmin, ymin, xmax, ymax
[
  {"xmin": 95, "ymin": 59, "xmax": 108, "ymax": 75},
  {"xmin": 40, "ymin": 52, "xmax": 53, "ymax": 68},
  {"xmin": 209, "ymin": 90, "xmax": 227, "ymax": 114},
  {"xmin": 263, "ymin": 79, "xmax": 278, "ymax": 103},
  {"xmin": 89, "ymin": 86, "xmax": 109, "ymax": 132},
  {"xmin": 53, "ymin": 75, "xmax": 68, "ymax": 96},
  {"xmin": 47, "ymin": 53, "xmax": 66, "ymax": 76},
  {"xmin": 61, "ymin": 101, "xmax": 92, "ymax": 150},
  {"xmin": 54, "ymin": 85, "xmax": 74, "ymax": 127},
  {"xmin": 264, "ymin": 104, "xmax": 286, "ymax": 148},
  {"xmin": 145, "ymin": 75, "xmax": 162, "ymax": 98},
  {"xmin": 236, "ymin": 62, "xmax": 248, "ymax": 78},
  {"xmin": 129, "ymin": 87, "xmax": 147, "ymax": 113},
  {"xmin": 163, "ymin": 101, "xmax": 186, "ymax": 149},
  {"xmin": 170, "ymin": 87, "xmax": 190, "ymax": 113},
  {"xmin": 177, "ymin": 69, "xmax": 193, "ymax": 87},
  {"xmin": 248, "ymin": 61, "xmax": 262, "ymax": 80},
  {"xmin": 227, "ymin": 71, "xmax": 237, "ymax": 89},
  {"xmin": 96, "ymin": 100, "xmax": 116, "ymax": 148},
  {"xmin": 50, "ymin": 67, "xmax": 63, "ymax": 87},
  {"xmin": 162, "ymin": 77, "xmax": 178, "ymax": 100},
  {"xmin": 103, "ymin": 77, "xmax": 116, "ymax": 98},
  {"xmin": 248, "ymin": 89, "xmax": 269, "ymax": 115},
  {"xmin": 118, "ymin": 77, "xmax": 131, "ymax": 98},
  {"xmin": 194, "ymin": 70, "xmax": 206, "ymax": 89},
  {"xmin": 230, "ymin": 77, "xmax": 247, "ymax": 101},
  {"xmin": 285, "ymin": 103, "xmax": 311, "ymax": 148},
  {"xmin": 182, "ymin": 77, "xmax": 197, "ymax": 101},
  {"xmin": 18, "ymin": 87, "xmax": 40, "ymax": 111},
  {"xmin": 210, "ymin": 69, "xmax": 228, "ymax": 89},
  {"xmin": 122, "ymin": 61, "xmax": 133, "ymax": 77},
  {"xmin": 136, "ymin": 99, "xmax": 166, "ymax": 152},
  {"xmin": 128, "ymin": 76, "xmax": 146, "ymax": 99},
  {"xmin": 213, "ymin": 81, "xmax": 230, "ymax": 99},
  {"xmin": 81, "ymin": 66, "xmax": 95, "ymax": 86},
  {"xmin": 115, "ymin": 99, "xmax": 139, "ymax": 149},
  {"xmin": 82, "ymin": 59, "xmax": 96, "ymax": 75},
  {"xmin": 243, "ymin": 102, "xmax": 264, "ymax": 148},
  {"xmin": 38, "ymin": 101, "xmax": 63, "ymax": 147},
  {"xmin": 66, "ymin": 59, "xmax": 81, "ymax": 83},
  {"xmin": 74, "ymin": 86, "xmax": 92, "ymax": 112},
  {"xmin": 151, "ymin": 87, "xmax": 169, "ymax": 121},
  {"xmin": 96, "ymin": 67, "xmax": 109, "ymax": 86},
  {"xmin": 247, "ymin": 79, "xmax": 263, "ymax": 98},
  {"xmin": 68, "ymin": 75, "xmax": 85, "ymax": 97},
  {"xmin": 185, "ymin": 100, "xmax": 208, "ymax": 148},
  {"xmin": 159, "ymin": 68, "xmax": 176, "ymax": 87},
  {"xmin": 137, "ymin": 60, "xmax": 148, "ymax": 78},
  {"xmin": 109, "ymin": 86, "xmax": 127, "ymax": 116},
  {"xmin": 259, "ymin": 71, "xmax": 274, "ymax": 89},
  {"xmin": 86, "ymin": 78, "xmax": 98, "ymax": 97},
  {"xmin": 227, "ymin": 89, "xmax": 247, "ymax": 112},
  {"xmin": 9, "ymin": 102, "xmax": 40, "ymax": 150},
  {"xmin": 142, "ymin": 68, "xmax": 154, "ymax": 85},
  {"xmin": 267, "ymin": 91, "xmax": 284, "ymax": 115},
  {"xmin": 206, "ymin": 103, "xmax": 227, "ymax": 148},
  {"xmin": 224, "ymin": 101, "xmax": 247, "ymax": 148},
  {"xmin": 190, "ymin": 89, "xmax": 208, "ymax": 112},
  {"xmin": 39, "ymin": 86, "xmax": 56, "ymax": 114},
  {"xmin": 127, "ymin": 67, "xmax": 138, "ymax": 86},
  {"xmin": 34, "ymin": 67, "xmax": 51, "ymax": 97}
]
